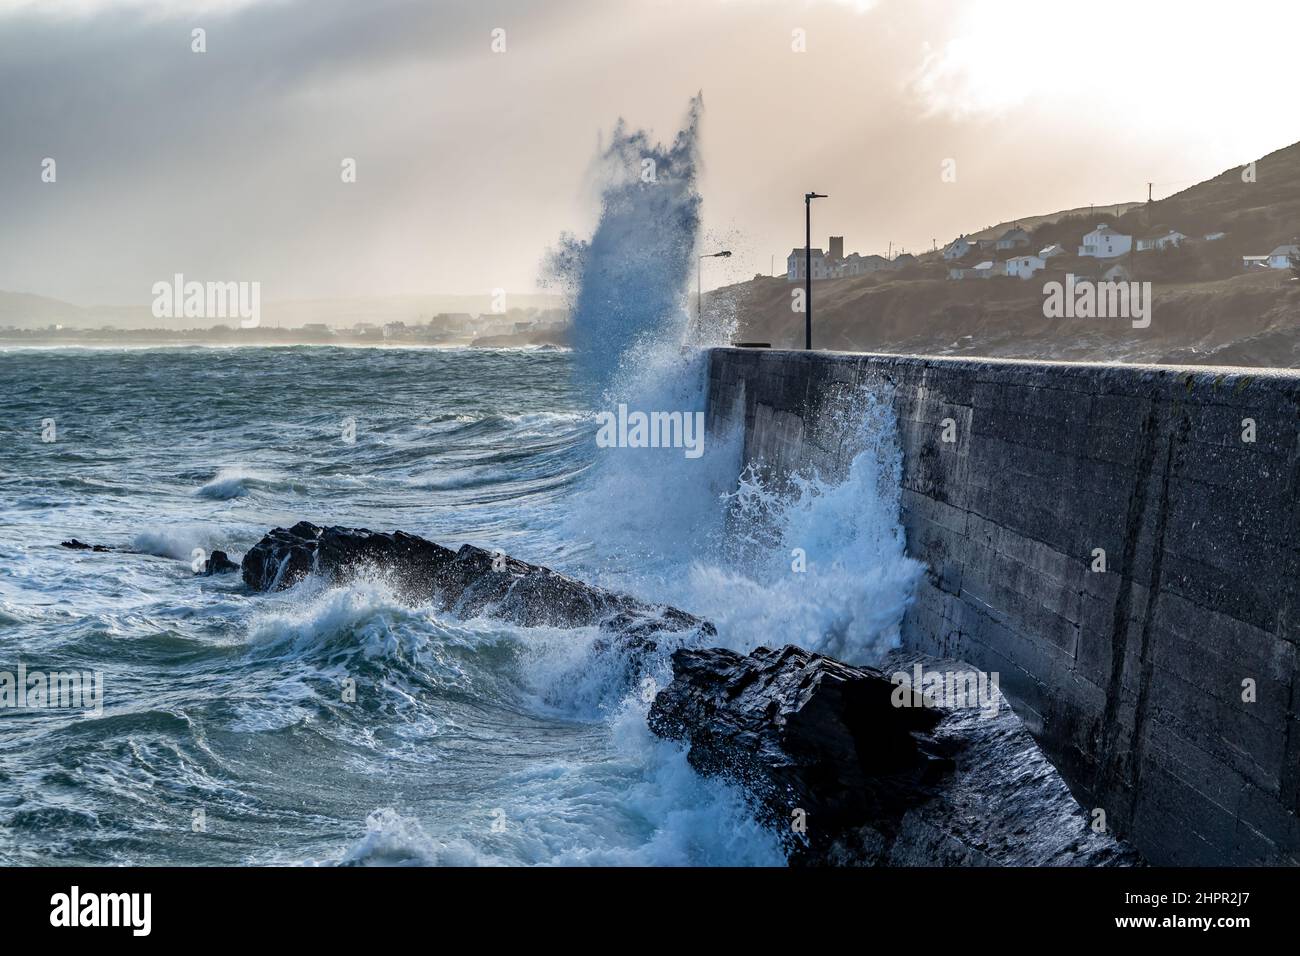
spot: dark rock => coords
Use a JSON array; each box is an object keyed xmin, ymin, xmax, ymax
[
  {"xmin": 241, "ymin": 521, "xmax": 715, "ymax": 638},
  {"xmin": 649, "ymin": 643, "xmax": 1141, "ymax": 867},
  {"xmin": 875, "ymin": 651, "xmax": 1141, "ymax": 867},
  {"xmin": 242, "ymin": 522, "xmax": 452, "ymax": 594},
  {"xmin": 648, "ymin": 644, "xmax": 952, "ymax": 863},
  {"xmin": 201, "ymin": 550, "xmax": 240, "ymax": 575},
  {"xmin": 60, "ymin": 539, "xmax": 113, "ymax": 553}
]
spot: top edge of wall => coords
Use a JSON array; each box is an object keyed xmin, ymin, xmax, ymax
[{"xmin": 709, "ymin": 347, "xmax": 1300, "ymax": 383}]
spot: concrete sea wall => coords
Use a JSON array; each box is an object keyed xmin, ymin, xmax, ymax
[{"xmin": 707, "ymin": 347, "xmax": 1300, "ymax": 865}]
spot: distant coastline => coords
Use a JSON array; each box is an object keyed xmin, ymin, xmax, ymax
[{"xmin": 0, "ymin": 320, "xmax": 572, "ymax": 351}]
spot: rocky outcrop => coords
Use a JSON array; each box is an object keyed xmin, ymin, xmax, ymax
[
  {"xmin": 648, "ymin": 644, "xmax": 952, "ymax": 864},
  {"xmin": 649, "ymin": 644, "xmax": 1140, "ymax": 867},
  {"xmin": 60, "ymin": 539, "xmax": 115, "ymax": 553},
  {"xmin": 241, "ymin": 521, "xmax": 714, "ymax": 639},
  {"xmin": 201, "ymin": 550, "xmax": 240, "ymax": 575},
  {"xmin": 879, "ymin": 651, "xmax": 1141, "ymax": 867},
  {"xmin": 242, "ymin": 523, "xmax": 451, "ymax": 594}
]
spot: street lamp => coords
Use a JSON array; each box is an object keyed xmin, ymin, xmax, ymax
[
  {"xmin": 697, "ymin": 249, "xmax": 732, "ymax": 327},
  {"xmin": 805, "ymin": 192, "xmax": 827, "ymax": 350}
]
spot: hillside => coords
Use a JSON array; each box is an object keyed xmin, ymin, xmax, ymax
[
  {"xmin": 966, "ymin": 202, "xmax": 1144, "ymax": 242},
  {"xmin": 721, "ymin": 140, "xmax": 1300, "ymax": 367},
  {"xmin": 716, "ymin": 270, "xmax": 1299, "ymax": 366},
  {"xmin": 0, "ymin": 291, "xmax": 89, "ymax": 327}
]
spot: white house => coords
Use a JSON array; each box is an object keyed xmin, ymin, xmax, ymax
[
  {"xmin": 1236, "ymin": 247, "xmax": 1296, "ymax": 270},
  {"xmin": 1267, "ymin": 245, "xmax": 1299, "ymax": 269},
  {"xmin": 1204, "ymin": 232, "xmax": 1226, "ymax": 242},
  {"xmin": 836, "ymin": 253, "xmax": 890, "ymax": 277},
  {"xmin": 1005, "ymin": 255, "xmax": 1046, "ymax": 279},
  {"xmin": 787, "ymin": 248, "xmax": 831, "ymax": 281},
  {"xmin": 1079, "ymin": 224, "xmax": 1132, "ymax": 259},
  {"xmin": 948, "ymin": 260, "xmax": 998, "ymax": 280},
  {"xmin": 942, "ymin": 236, "xmax": 973, "ymax": 260},
  {"xmin": 1039, "ymin": 243, "xmax": 1068, "ymax": 259},
  {"xmin": 995, "ymin": 226, "xmax": 1031, "ymax": 250},
  {"xmin": 1136, "ymin": 230, "xmax": 1188, "ymax": 252}
]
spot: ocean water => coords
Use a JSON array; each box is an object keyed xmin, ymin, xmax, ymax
[
  {"xmin": 0, "ymin": 343, "xmax": 923, "ymax": 866},
  {"xmin": 0, "ymin": 104, "xmax": 922, "ymax": 866}
]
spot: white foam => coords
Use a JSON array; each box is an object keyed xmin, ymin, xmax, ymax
[
  {"xmin": 196, "ymin": 466, "xmax": 276, "ymax": 500},
  {"xmin": 246, "ymin": 576, "xmax": 463, "ymax": 667},
  {"xmin": 692, "ymin": 390, "xmax": 926, "ymax": 663},
  {"xmin": 132, "ymin": 524, "xmax": 221, "ymax": 561},
  {"xmin": 341, "ymin": 809, "xmax": 487, "ymax": 867}
]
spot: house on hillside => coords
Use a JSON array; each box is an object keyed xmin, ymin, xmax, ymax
[
  {"xmin": 789, "ymin": 237, "xmax": 886, "ymax": 280},
  {"xmin": 1242, "ymin": 255, "xmax": 1270, "ymax": 270},
  {"xmin": 1268, "ymin": 244, "xmax": 1300, "ymax": 269},
  {"xmin": 1039, "ymin": 243, "xmax": 1068, "ymax": 260},
  {"xmin": 1079, "ymin": 224, "xmax": 1132, "ymax": 258},
  {"xmin": 837, "ymin": 252, "xmax": 890, "ymax": 277},
  {"xmin": 1005, "ymin": 254, "xmax": 1046, "ymax": 279},
  {"xmin": 995, "ymin": 226, "xmax": 1031, "ymax": 250},
  {"xmin": 1204, "ymin": 232, "xmax": 1226, "ymax": 242},
  {"xmin": 1136, "ymin": 230, "xmax": 1188, "ymax": 252},
  {"xmin": 787, "ymin": 248, "xmax": 830, "ymax": 281},
  {"xmin": 942, "ymin": 236, "xmax": 973, "ymax": 260},
  {"xmin": 948, "ymin": 260, "xmax": 998, "ymax": 280},
  {"xmin": 1102, "ymin": 263, "xmax": 1132, "ymax": 283}
]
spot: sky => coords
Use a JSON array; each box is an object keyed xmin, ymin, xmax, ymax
[{"xmin": 2, "ymin": 0, "xmax": 1298, "ymax": 307}]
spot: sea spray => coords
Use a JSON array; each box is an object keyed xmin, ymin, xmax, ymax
[
  {"xmin": 684, "ymin": 386, "xmax": 925, "ymax": 665},
  {"xmin": 545, "ymin": 95, "xmax": 708, "ymax": 401},
  {"xmin": 549, "ymin": 96, "xmax": 746, "ymax": 577},
  {"xmin": 553, "ymin": 99, "xmax": 923, "ymax": 666}
]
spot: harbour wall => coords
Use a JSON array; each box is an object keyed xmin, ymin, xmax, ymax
[{"xmin": 706, "ymin": 347, "xmax": 1300, "ymax": 865}]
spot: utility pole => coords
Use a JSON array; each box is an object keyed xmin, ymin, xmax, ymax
[
  {"xmin": 1147, "ymin": 182, "xmax": 1153, "ymax": 203},
  {"xmin": 804, "ymin": 191, "xmax": 826, "ymax": 351},
  {"xmin": 697, "ymin": 249, "xmax": 732, "ymax": 331}
]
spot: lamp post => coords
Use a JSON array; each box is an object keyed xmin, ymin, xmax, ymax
[
  {"xmin": 697, "ymin": 249, "xmax": 732, "ymax": 328},
  {"xmin": 804, "ymin": 192, "xmax": 827, "ymax": 350}
]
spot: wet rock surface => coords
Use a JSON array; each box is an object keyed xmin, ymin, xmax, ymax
[
  {"xmin": 648, "ymin": 643, "xmax": 953, "ymax": 864},
  {"xmin": 60, "ymin": 539, "xmax": 115, "ymax": 553},
  {"xmin": 241, "ymin": 521, "xmax": 715, "ymax": 639},
  {"xmin": 201, "ymin": 550, "xmax": 240, "ymax": 575},
  {"xmin": 876, "ymin": 653, "xmax": 1141, "ymax": 867},
  {"xmin": 650, "ymin": 643, "xmax": 1141, "ymax": 867}
]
